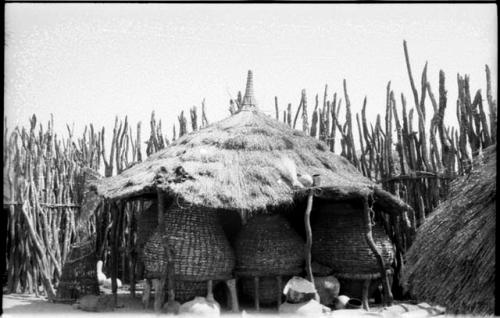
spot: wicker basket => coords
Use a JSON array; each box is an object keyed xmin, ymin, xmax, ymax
[
  {"xmin": 56, "ymin": 235, "xmax": 99, "ymax": 300},
  {"xmin": 174, "ymin": 280, "xmax": 208, "ymax": 302},
  {"xmin": 143, "ymin": 200, "xmax": 235, "ymax": 282},
  {"xmin": 311, "ymin": 202, "xmax": 394, "ymax": 276},
  {"xmin": 235, "ymin": 215, "xmax": 305, "ymax": 276}
]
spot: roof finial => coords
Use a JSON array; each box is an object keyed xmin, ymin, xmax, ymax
[{"xmin": 241, "ymin": 70, "xmax": 258, "ymax": 111}]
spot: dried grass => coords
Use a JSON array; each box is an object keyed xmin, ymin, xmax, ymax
[
  {"xmin": 94, "ymin": 109, "xmax": 373, "ymax": 216},
  {"xmin": 402, "ymin": 144, "xmax": 496, "ymax": 315}
]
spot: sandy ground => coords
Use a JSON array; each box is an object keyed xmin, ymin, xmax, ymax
[{"xmin": 2, "ymin": 291, "xmax": 457, "ymax": 318}]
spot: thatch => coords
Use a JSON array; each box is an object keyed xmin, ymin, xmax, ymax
[
  {"xmin": 93, "ymin": 71, "xmax": 407, "ymax": 219},
  {"xmin": 402, "ymin": 144, "xmax": 496, "ymax": 315}
]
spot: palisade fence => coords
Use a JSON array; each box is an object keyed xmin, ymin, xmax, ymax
[{"xmin": 3, "ymin": 41, "xmax": 497, "ymax": 299}]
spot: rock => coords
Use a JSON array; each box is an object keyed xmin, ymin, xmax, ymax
[
  {"xmin": 330, "ymin": 309, "xmax": 373, "ymax": 318},
  {"xmin": 311, "ymin": 262, "xmax": 333, "ymax": 276},
  {"xmin": 334, "ymin": 295, "xmax": 350, "ymax": 310},
  {"xmin": 279, "ymin": 299, "xmax": 331, "ymax": 316},
  {"xmin": 283, "ymin": 276, "xmax": 318, "ymax": 303},
  {"xmin": 178, "ymin": 296, "xmax": 220, "ymax": 317},
  {"xmin": 163, "ymin": 299, "xmax": 181, "ymax": 314},
  {"xmin": 314, "ymin": 275, "xmax": 340, "ymax": 306},
  {"xmin": 74, "ymin": 294, "xmax": 115, "ymax": 312}
]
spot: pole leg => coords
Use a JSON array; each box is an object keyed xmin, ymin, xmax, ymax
[
  {"xmin": 153, "ymin": 278, "xmax": 165, "ymax": 313},
  {"xmin": 382, "ymin": 272, "xmax": 394, "ymax": 306},
  {"xmin": 362, "ymin": 279, "xmax": 370, "ymax": 310},
  {"xmin": 142, "ymin": 279, "xmax": 151, "ymax": 309},
  {"xmin": 254, "ymin": 276, "xmax": 260, "ymax": 312},
  {"xmin": 207, "ymin": 280, "xmax": 214, "ymax": 302},
  {"xmin": 226, "ymin": 278, "xmax": 239, "ymax": 313},
  {"xmin": 276, "ymin": 276, "xmax": 282, "ymax": 309}
]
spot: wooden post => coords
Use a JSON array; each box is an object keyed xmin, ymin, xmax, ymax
[
  {"xmin": 156, "ymin": 190, "xmax": 167, "ymax": 312},
  {"xmin": 254, "ymin": 276, "xmax": 260, "ymax": 311},
  {"xmin": 158, "ymin": 190, "xmax": 165, "ymax": 226},
  {"xmin": 129, "ymin": 202, "xmax": 137, "ymax": 298},
  {"xmin": 304, "ymin": 191, "xmax": 314, "ymax": 283},
  {"xmin": 276, "ymin": 276, "xmax": 282, "ymax": 308},
  {"xmin": 226, "ymin": 278, "xmax": 239, "ymax": 313},
  {"xmin": 362, "ymin": 196, "xmax": 393, "ymax": 306},
  {"xmin": 110, "ymin": 202, "xmax": 120, "ymax": 307},
  {"xmin": 158, "ymin": 189, "xmax": 176, "ymax": 311},
  {"xmin": 207, "ymin": 280, "xmax": 214, "ymax": 301},
  {"xmin": 305, "ymin": 175, "xmax": 320, "ymax": 284},
  {"xmin": 362, "ymin": 279, "xmax": 370, "ymax": 310},
  {"xmin": 153, "ymin": 278, "xmax": 164, "ymax": 312},
  {"xmin": 142, "ymin": 279, "xmax": 151, "ymax": 309}
]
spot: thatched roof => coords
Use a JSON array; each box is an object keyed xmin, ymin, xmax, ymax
[
  {"xmin": 93, "ymin": 71, "xmax": 408, "ymax": 217},
  {"xmin": 402, "ymin": 144, "xmax": 496, "ymax": 315}
]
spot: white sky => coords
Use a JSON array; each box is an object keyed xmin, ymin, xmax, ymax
[{"xmin": 4, "ymin": 3, "xmax": 498, "ymax": 148}]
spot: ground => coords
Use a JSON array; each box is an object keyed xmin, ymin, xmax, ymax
[{"xmin": 2, "ymin": 289, "xmax": 451, "ymax": 317}]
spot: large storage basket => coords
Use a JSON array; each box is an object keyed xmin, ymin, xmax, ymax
[
  {"xmin": 234, "ymin": 215, "xmax": 305, "ymax": 276},
  {"xmin": 143, "ymin": 200, "xmax": 235, "ymax": 282},
  {"xmin": 56, "ymin": 235, "xmax": 99, "ymax": 300},
  {"xmin": 311, "ymin": 202, "xmax": 395, "ymax": 277},
  {"xmin": 235, "ymin": 215, "xmax": 304, "ymax": 304}
]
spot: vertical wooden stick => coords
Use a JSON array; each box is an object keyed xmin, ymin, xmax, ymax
[
  {"xmin": 276, "ymin": 276, "xmax": 282, "ymax": 308},
  {"xmin": 362, "ymin": 196, "xmax": 393, "ymax": 306},
  {"xmin": 111, "ymin": 202, "xmax": 119, "ymax": 307},
  {"xmin": 304, "ymin": 190, "xmax": 314, "ymax": 283},
  {"xmin": 254, "ymin": 276, "xmax": 260, "ymax": 311}
]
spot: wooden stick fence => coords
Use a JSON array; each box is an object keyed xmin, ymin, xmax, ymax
[{"xmin": 3, "ymin": 42, "xmax": 496, "ymax": 299}]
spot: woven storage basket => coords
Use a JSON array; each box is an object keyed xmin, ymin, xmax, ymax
[
  {"xmin": 56, "ymin": 235, "xmax": 99, "ymax": 300},
  {"xmin": 143, "ymin": 200, "xmax": 235, "ymax": 282},
  {"xmin": 311, "ymin": 202, "xmax": 394, "ymax": 276},
  {"xmin": 174, "ymin": 280, "xmax": 208, "ymax": 302},
  {"xmin": 241, "ymin": 276, "xmax": 291, "ymax": 305},
  {"xmin": 235, "ymin": 214, "xmax": 305, "ymax": 276}
]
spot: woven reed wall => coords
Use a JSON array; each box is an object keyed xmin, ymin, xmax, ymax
[{"xmin": 311, "ymin": 201, "xmax": 395, "ymax": 276}]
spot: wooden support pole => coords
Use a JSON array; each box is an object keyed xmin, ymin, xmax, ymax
[
  {"xmin": 304, "ymin": 190, "xmax": 314, "ymax": 283},
  {"xmin": 129, "ymin": 202, "xmax": 137, "ymax": 298},
  {"xmin": 207, "ymin": 280, "xmax": 214, "ymax": 301},
  {"xmin": 254, "ymin": 276, "xmax": 260, "ymax": 311},
  {"xmin": 362, "ymin": 279, "xmax": 370, "ymax": 310},
  {"xmin": 142, "ymin": 279, "xmax": 151, "ymax": 309},
  {"xmin": 226, "ymin": 278, "xmax": 239, "ymax": 313},
  {"xmin": 110, "ymin": 202, "xmax": 120, "ymax": 307},
  {"xmin": 157, "ymin": 189, "xmax": 176, "ymax": 310},
  {"xmin": 157, "ymin": 190, "xmax": 165, "ymax": 226},
  {"xmin": 276, "ymin": 276, "xmax": 282, "ymax": 308},
  {"xmin": 362, "ymin": 196, "xmax": 393, "ymax": 306},
  {"xmin": 153, "ymin": 278, "xmax": 164, "ymax": 312}
]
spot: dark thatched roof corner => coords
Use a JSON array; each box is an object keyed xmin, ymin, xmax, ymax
[{"xmin": 402, "ymin": 144, "xmax": 496, "ymax": 315}]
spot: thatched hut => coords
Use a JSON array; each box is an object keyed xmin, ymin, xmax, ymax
[
  {"xmin": 91, "ymin": 70, "xmax": 414, "ymax": 311},
  {"xmin": 402, "ymin": 144, "xmax": 496, "ymax": 315}
]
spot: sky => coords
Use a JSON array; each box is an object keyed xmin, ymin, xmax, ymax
[{"xmin": 4, "ymin": 3, "xmax": 498, "ymax": 150}]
